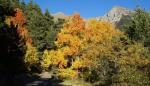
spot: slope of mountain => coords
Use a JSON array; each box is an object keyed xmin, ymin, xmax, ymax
[
  {"xmin": 53, "ymin": 12, "xmax": 67, "ymax": 21},
  {"xmin": 96, "ymin": 6, "xmax": 132, "ymax": 24},
  {"xmin": 53, "ymin": 6, "xmax": 133, "ymax": 26}
]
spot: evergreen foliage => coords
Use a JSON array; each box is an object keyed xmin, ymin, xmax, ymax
[{"xmin": 120, "ymin": 8, "xmax": 150, "ymax": 49}]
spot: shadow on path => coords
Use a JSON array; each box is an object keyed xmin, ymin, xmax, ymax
[{"xmin": 0, "ymin": 72, "xmax": 63, "ymax": 86}]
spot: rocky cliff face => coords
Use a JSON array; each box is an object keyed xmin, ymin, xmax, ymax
[{"xmin": 96, "ymin": 6, "xmax": 132, "ymax": 24}]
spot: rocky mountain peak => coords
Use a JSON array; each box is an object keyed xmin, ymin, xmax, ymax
[{"xmin": 96, "ymin": 6, "xmax": 132, "ymax": 23}]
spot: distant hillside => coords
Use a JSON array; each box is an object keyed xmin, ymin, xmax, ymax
[{"xmin": 53, "ymin": 12, "xmax": 67, "ymax": 21}]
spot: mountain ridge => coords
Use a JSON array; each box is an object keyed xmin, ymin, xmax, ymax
[{"xmin": 53, "ymin": 6, "xmax": 133, "ymax": 24}]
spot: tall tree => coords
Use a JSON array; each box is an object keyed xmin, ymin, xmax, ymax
[
  {"xmin": 120, "ymin": 8, "xmax": 150, "ymax": 50},
  {"xmin": 24, "ymin": 2, "xmax": 48, "ymax": 53},
  {"xmin": 23, "ymin": 1, "xmax": 62, "ymax": 54}
]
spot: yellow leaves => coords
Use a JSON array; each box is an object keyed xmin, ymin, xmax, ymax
[
  {"xmin": 56, "ymin": 49, "xmax": 67, "ymax": 68},
  {"xmin": 56, "ymin": 33, "xmax": 72, "ymax": 46},
  {"xmin": 71, "ymin": 57, "xmax": 93, "ymax": 69},
  {"xmin": 24, "ymin": 44, "xmax": 39, "ymax": 70},
  {"xmin": 57, "ymin": 68, "xmax": 78, "ymax": 79},
  {"xmin": 85, "ymin": 19, "xmax": 121, "ymax": 43},
  {"xmin": 118, "ymin": 44, "xmax": 150, "ymax": 66},
  {"xmin": 56, "ymin": 34, "xmax": 81, "ymax": 48},
  {"xmin": 71, "ymin": 58, "xmax": 83, "ymax": 69},
  {"xmin": 70, "ymin": 36, "xmax": 81, "ymax": 47},
  {"xmin": 5, "ymin": 16, "xmax": 11, "ymax": 26},
  {"xmin": 63, "ymin": 46, "xmax": 78, "ymax": 56},
  {"xmin": 41, "ymin": 49, "xmax": 67, "ymax": 70},
  {"xmin": 24, "ymin": 44, "xmax": 38, "ymax": 63},
  {"xmin": 41, "ymin": 50, "xmax": 52, "ymax": 69}
]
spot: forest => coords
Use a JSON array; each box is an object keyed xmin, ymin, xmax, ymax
[{"xmin": 0, "ymin": 0, "xmax": 150, "ymax": 86}]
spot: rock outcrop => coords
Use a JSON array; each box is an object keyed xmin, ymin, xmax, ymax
[{"xmin": 96, "ymin": 6, "xmax": 132, "ymax": 24}]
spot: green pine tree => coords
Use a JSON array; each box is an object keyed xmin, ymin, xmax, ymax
[{"xmin": 120, "ymin": 7, "xmax": 150, "ymax": 49}]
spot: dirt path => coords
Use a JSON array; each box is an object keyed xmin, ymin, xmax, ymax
[
  {"xmin": 17, "ymin": 72, "xmax": 62, "ymax": 86},
  {"xmin": 0, "ymin": 72, "xmax": 63, "ymax": 86},
  {"xmin": 0, "ymin": 72, "xmax": 93, "ymax": 86}
]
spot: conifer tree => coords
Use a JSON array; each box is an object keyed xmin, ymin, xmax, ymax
[{"xmin": 120, "ymin": 8, "xmax": 150, "ymax": 50}]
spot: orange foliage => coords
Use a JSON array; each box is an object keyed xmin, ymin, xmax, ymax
[
  {"xmin": 26, "ymin": 38, "xmax": 33, "ymax": 45},
  {"xmin": 70, "ymin": 13, "xmax": 85, "ymax": 32},
  {"xmin": 56, "ymin": 13, "xmax": 85, "ymax": 56},
  {"xmin": 11, "ymin": 8, "xmax": 26, "ymax": 27},
  {"xmin": 17, "ymin": 27, "xmax": 28, "ymax": 38},
  {"xmin": 63, "ymin": 13, "xmax": 85, "ymax": 35},
  {"xmin": 10, "ymin": 8, "xmax": 32, "ymax": 45}
]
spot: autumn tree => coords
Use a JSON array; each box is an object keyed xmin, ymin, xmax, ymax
[
  {"xmin": 41, "ymin": 13, "xmax": 85, "ymax": 79},
  {"xmin": 41, "ymin": 15, "xmax": 121, "ymax": 79},
  {"xmin": 83, "ymin": 35, "xmax": 150, "ymax": 85},
  {"xmin": 24, "ymin": 44, "xmax": 39, "ymax": 71},
  {"xmin": 76, "ymin": 19, "xmax": 122, "ymax": 84}
]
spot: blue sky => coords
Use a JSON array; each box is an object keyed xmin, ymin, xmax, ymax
[{"xmin": 25, "ymin": 0, "xmax": 150, "ymax": 18}]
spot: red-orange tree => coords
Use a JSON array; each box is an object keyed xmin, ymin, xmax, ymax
[{"xmin": 11, "ymin": 8, "xmax": 38, "ymax": 71}]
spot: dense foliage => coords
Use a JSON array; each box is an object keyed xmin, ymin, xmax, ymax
[
  {"xmin": 21, "ymin": 1, "xmax": 64, "ymax": 54},
  {"xmin": 120, "ymin": 8, "xmax": 150, "ymax": 50},
  {"xmin": 0, "ymin": 0, "xmax": 150, "ymax": 86}
]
